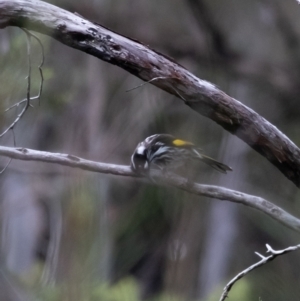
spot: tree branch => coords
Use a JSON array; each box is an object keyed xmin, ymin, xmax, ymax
[
  {"xmin": 0, "ymin": 145, "xmax": 300, "ymax": 233},
  {"xmin": 219, "ymin": 243, "xmax": 300, "ymax": 301},
  {"xmin": 1, "ymin": 0, "xmax": 300, "ymax": 187},
  {"xmin": 0, "ymin": 29, "xmax": 44, "ymax": 138}
]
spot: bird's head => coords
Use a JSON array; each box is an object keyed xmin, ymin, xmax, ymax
[{"xmin": 131, "ymin": 142, "xmax": 149, "ymax": 173}]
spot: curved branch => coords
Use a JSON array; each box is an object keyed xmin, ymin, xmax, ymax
[
  {"xmin": 1, "ymin": 0, "xmax": 300, "ymax": 187},
  {"xmin": 219, "ymin": 243, "xmax": 300, "ymax": 301},
  {"xmin": 0, "ymin": 145, "xmax": 300, "ymax": 233}
]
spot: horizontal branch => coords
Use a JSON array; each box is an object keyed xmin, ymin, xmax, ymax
[
  {"xmin": 0, "ymin": 0, "xmax": 300, "ymax": 187},
  {"xmin": 0, "ymin": 146, "xmax": 133, "ymax": 177},
  {"xmin": 1, "ymin": 145, "xmax": 300, "ymax": 233}
]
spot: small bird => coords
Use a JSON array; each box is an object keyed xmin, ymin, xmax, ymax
[{"xmin": 131, "ymin": 134, "xmax": 232, "ymax": 175}]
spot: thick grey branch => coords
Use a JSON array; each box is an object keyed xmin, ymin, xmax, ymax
[
  {"xmin": 0, "ymin": 145, "xmax": 300, "ymax": 233},
  {"xmin": 1, "ymin": 0, "xmax": 300, "ymax": 187}
]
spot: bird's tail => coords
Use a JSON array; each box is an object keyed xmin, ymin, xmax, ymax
[{"xmin": 200, "ymin": 155, "xmax": 232, "ymax": 174}]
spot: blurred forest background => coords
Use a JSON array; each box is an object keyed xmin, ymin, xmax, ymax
[{"xmin": 1, "ymin": 0, "xmax": 300, "ymax": 300}]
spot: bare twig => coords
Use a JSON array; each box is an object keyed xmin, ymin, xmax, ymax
[
  {"xmin": 0, "ymin": 28, "xmax": 44, "ymax": 137},
  {"xmin": 219, "ymin": 243, "xmax": 300, "ymax": 301},
  {"xmin": 125, "ymin": 76, "xmax": 170, "ymax": 92},
  {"xmin": 0, "ymin": 30, "xmax": 32, "ymax": 137},
  {"xmin": 23, "ymin": 28, "xmax": 44, "ymax": 105},
  {"xmin": 126, "ymin": 76, "xmax": 187, "ymax": 102},
  {"xmin": 0, "ymin": 145, "xmax": 300, "ymax": 233}
]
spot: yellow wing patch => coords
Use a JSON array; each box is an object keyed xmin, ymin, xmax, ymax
[{"xmin": 172, "ymin": 139, "xmax": 194, "ymax": 147}]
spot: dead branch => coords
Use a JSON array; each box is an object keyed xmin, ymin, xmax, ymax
[
  {"xmin": 0, "ymin": 145, "xmax": 300, "ymax": 233},
  {"xmin": 0, "ymin": 28, "xmax": 44, "ymax": 138},
  {"xmin": 219, "ymin": 243, "xmax": 300, "ymax": 301},
  {"xmin": 0, "ymin": 0, "xmax": 300, "ymax": 187}
]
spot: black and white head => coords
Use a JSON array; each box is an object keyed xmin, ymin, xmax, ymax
[
  {"xmin": 131, "ymin": 140, "xmax": 150, "ymax": 173},
  {"xmin": 130, "ymin": 134, "xmax": 176, "ymax": 173}
]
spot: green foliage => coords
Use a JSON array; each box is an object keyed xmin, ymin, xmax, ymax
[
  {"xmin": 36, "ymin": 278, "xmax": 139, "ymax": 301},
  {"xmin": 35, "ymin": 277, "xmax": 255, "ymax": 301},
  {"xmin": 91, "ymin": 278, "xmax": 139, "ymax": 301},
  {"xmin": 36, "ymin": 286, "xmax": 62, "ymax": 301},
  {"xmin": 202, "ymin": 279, "xmax": 252, "ymax": 301}
]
